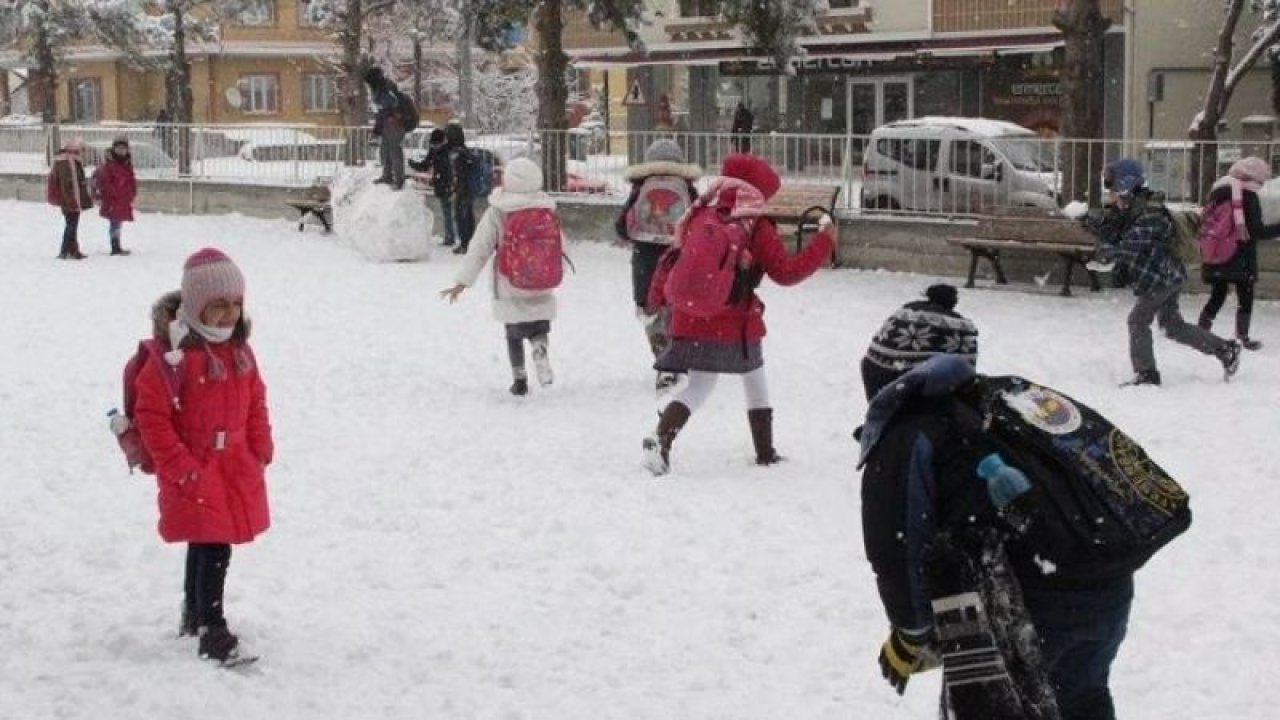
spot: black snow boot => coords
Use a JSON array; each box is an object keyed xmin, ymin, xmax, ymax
[
  {"xmin": 1124, "ymin": 370, "xmax": 1162, "ymax": 387},
  {"xmin": 1216, "ymin": 340, "xmax": 1242, "ymax": 380},
  {"xmin": 1236, "ymin": 312, "xmax": 1262, "ymax": 350},
  {"xmin": 197, "ymin": 625, "xmax": 240, "ymax": 662}
]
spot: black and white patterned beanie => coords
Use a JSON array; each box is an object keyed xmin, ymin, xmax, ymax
[{"xmin": 865, "ymin": 284, "xmax": 979, "ymax": 374}]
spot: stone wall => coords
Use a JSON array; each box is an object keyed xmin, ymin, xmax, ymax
[{"xmin": 4, "ymin": 172, "xmax": 1278, "ymax": 297}]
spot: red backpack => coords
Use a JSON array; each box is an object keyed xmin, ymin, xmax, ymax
[
  {"xmin": 662, "ymin": 205, "xmax": 755, "ymax": 318},
  {"xmin": 1198, "ymin": 196, "xmax": 1246, "ymax": 265},
  {"xmin": 113, "ymin": 340, "xmax": 183, "ymax": 474},
  {"xmin": 496, "ymin": 207, "xmax": 565, "ymax": 291}
]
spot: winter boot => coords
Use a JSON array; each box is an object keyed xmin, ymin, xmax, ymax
[
  {"xmin": 179, "ymin": 602, "xmax": 198, "ymax": 638},
  {"xmin": 1216, "ymin": 340, "xmax": 1242, "ymax": 380},
  {"xmin": 1236, "ymin": 312, "xmax": 1262, "ymax": 350},
  {"xmin": 510, "ymin": 368, "xmax": 529, "ymax": 397},
  {"xmin": 530, "ymin": 336, "xmax": 553, "ymax": 387},
  {"xmin": 642, "ymin": 401, "xmax": 691, "ymax": 476},
  {"xmin": 747, "ymin": 408, "xmax": 782, "ymax": 465},
  {"xmin": 1123, "ymin": 369, "xmax": 1162, "ymax": 387},
  {"xmin": 197, "ymin": 625, "xmax": 240, "ymax": 662}
]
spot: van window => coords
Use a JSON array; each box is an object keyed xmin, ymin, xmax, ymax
[
  {"xmin": 875, "ymin": 138, "xmax": 941, "ymax": 170},
  {"xmin": 951, "ymin": 140, "xmax": 995, "ymax": 179}
]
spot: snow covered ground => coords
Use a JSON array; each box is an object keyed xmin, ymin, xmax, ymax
[{"xmin": 1, "ymin": 198, "xmax": 1277, "ymax": 719}]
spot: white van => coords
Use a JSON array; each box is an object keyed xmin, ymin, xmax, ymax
[{"xmin": 861, "ymin": 117, "xmax": 1059, "ymax": 213}]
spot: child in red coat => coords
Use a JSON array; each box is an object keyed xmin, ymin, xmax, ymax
[
  {"xmin": 95, "ymin": 136, "xmax": 137, "ymax": 256},
  {"xmin": 133, "ymin": 248, "xmax": 273, "ymax": 664},
  {"xmin": 642, "ymin": 153, "xmax": 835, "ymax": 475}
]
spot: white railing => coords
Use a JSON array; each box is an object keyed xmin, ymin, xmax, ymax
[{"xmin": 1, "ymin": 122, "xmax": 1271, "ymax": 214}]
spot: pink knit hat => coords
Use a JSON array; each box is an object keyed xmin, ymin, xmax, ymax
[
  {"xmin": 181, "ymin": 248, "xmax": 245, "ymax": 317},
  {"xmin": 1229, "ymin": 156, "xmax": 1272, "ymax": 190}
]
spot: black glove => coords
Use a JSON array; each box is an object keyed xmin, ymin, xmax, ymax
[{"xmin": 878, "ymin": 627, "xmax": 938, "ymax": 695}]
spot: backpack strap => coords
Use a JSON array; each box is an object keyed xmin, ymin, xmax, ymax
[{"xmin": 140, "ymin": 339, "xmax": 183, "ymax": 412}]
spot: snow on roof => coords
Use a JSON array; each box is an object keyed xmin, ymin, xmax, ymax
[{"xmin": 877, "ymin": 116, "xmax": 1034, "ymax": 137}]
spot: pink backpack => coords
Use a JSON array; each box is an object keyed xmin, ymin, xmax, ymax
[
  {"xmin": 114, "ymin": 340, "xmax": 183, "ymax": 474},
  {"xmin": 497, "ymin": 207, "xmax": 565, "ymax": 291},
  {"xmin": 1198, "ymin": 197, "xmax": 1246, "ymax": 265},
  {"xmin": 663, "ymin": 205, "xmax": 754, "ymax": 318},
  {"xmin": 625, "ymin": 176, "xmax": 692, "ymax": 245}
]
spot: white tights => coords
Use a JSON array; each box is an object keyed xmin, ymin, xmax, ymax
[{"xmin": 672, "ymin": 368, "xmax": 771, "ymax": 412}]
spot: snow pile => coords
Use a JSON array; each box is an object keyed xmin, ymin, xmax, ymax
[{"xmin": 329, "ymin": 166, "xmax": 433, "ymax": 262}]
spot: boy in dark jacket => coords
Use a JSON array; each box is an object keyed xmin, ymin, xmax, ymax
[
  {"xmin": 443, "ymin": 122, "xmax": 477, "ymax": 255},
  {"xmin": 363, "ymin": 66, "xmax": 405, "ymax": 189},
  {"xmin": 859, "ymin": 289, "xmax": 1137, "ymax": 720},
  {"xmin": 408, "ymin": 128, "xmax": 455, "ymax": 246},
  {"xmin": 1082, "ymin": 158, "xmax": 1240, "ymax": 386}
]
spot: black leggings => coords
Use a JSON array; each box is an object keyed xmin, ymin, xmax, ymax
[
  {"xmin": 60, "ymin": 211, "xmax": 80, "ymax": 255},
  {"xmin": 184, "ymin": 543, "xmax": 232, "ymax": 629},
  {"xmin": 1201, "ymin": 280, "xmax": 1255, "ymax": 336}
]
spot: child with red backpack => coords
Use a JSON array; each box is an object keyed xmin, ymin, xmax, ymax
[
  {"xmin": 615, "ymin": 139, "xmax": 702, "ymax": 391},
  {"xmin": 642, "ymin": 153, "xmax": 835, "ymax": 475},
  {"xmin": 129, "ymin": 248, "xmax": 274, "ymax": 666},
  {"xmin": 1196, "ymin": 156, "xmax": 1280, "ymax": 350},
  {"xmin": 47, "ymin": 137, "xmax": 93, "ymax": 260},
  {"xmin": 441, "ymin": 157, "xmax": 565, "ymax": 397}
]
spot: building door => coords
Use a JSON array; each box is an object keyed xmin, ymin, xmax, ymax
[{"xmin": 847, "ymin": 77, "xmax": 914, "ymax": 135}]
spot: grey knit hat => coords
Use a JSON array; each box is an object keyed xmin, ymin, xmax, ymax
[{"xmin": 644, "ymin": 139, "xmax": 685, "ymax": 164}]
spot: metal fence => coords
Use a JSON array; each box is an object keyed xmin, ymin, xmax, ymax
[{"xmin": 1, "ymin": 122, "xmax": 1273, "ymax": 215}]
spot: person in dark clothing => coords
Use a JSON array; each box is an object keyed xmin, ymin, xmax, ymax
[
  {"xmin": 858, "ymin": 289, "xmax": 1138, "ymax": 720},
  {"xmin": 731, "ymin": 101, "xmax": 753, "ymax": 153},
  {"xmin": 444, "ymin": 122, "xmax": 476, "ymax": 254},
  {"xmin": 614, "ymin": 138, "xmax": 701, "ymax": 391},
  {"xmin": 1080, "ymin": 158, "xmax": 1240, "ymax": 386},
  {"xmin": 408, "ymin": 128, "xmax": 456, "ymax": 246},
  {"xmin": 50, "ymin": 137, "xmax": 93, "ymax": 260},
  {"xmin": 363, "ymin": 66, "xmax": 405, "ymax": 189},
  {"xmin": 1197, "ymin": 156, "xmax": 1280, "ymax": 350}
]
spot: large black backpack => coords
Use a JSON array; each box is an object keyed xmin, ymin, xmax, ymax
[{"xmin": 968, "ymin": 375, "xmax": 1191, "ymax": 581}]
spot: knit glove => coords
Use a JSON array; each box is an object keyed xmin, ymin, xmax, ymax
[
  {"xmin": 977, "ymin": 453, "xmax": 1032, "ymax": 508},
  {"xmin": 878, "ymin": 627, "xmax": 939, "ymax": 695}
]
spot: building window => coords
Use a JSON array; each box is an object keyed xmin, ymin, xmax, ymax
[
  {"xmin": 303, "ymin": 74, "xmax": 338, "ymax": 112},
  {"xmin": 69, "ymin": 78, "xmax": 101, "ymax": 123},
  {"xmin": 235, "ymin": 0, "xmax": 275, "ymax": 26},
  {"xmin": 297, "ymin": 0, "xmax": 321, "ymax": 26},
  {"xmin": 829, "ymin": 0, "xmax": 857, "ymax": 7},
  {"xmin": 678, "ymin": 0, "xmax": 717, "ymax": 17},
  {"xmin": 239, "ymin": 74, "xmax": 280, "ymax": 113}
]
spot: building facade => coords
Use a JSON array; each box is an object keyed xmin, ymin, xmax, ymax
[{"xmin": 565, "ymin": 0, "xmax": 1277, "ymax": 142}]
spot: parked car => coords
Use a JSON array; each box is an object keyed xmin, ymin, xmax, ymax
[
  {"xmin": 861, "ymin": 117, "xmax": 1059, "ymax": 213},
  {"xmin": 82, "ymin": 139, "xmax": 176, "ymax": 176}
]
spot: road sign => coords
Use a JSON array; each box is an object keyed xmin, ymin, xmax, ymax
[{"xmin": 622, "ymin": 79, "xmax": 646, "ymax": 106}]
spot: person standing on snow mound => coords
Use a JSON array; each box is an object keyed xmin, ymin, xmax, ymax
[
  {"xmin": 1072, "ymin": 157, "xmax": 1241, "ymax": 386},
  {"xmin": 615, "ymin": 138, "xmax": 702, "ymax": 392},
  {"xmin": 641, "ymin": 153, "xmax": 835, "ymax": 475},
  {"xmin": 440, "ymin": 157, "xmax": 564, "ymax": 397},
  {"xmin": 132, "ymin": 248, "xmax": 273, "ymax": 665},
  {"xmin": 1196, "ymin": 156, "xmax": 1280, "ymax": 350},
  {"xmin": 364, "ymin": 65, "xmax": 406, "ymax": 190},
  {"xmin": 858, "ymin": 297, "xmax": 1152, "ymax": 720}
]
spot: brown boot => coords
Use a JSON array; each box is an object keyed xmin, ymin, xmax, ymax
[
  {"xmin": 748, "ymin": 408, "xmax": 781, "ymax": 465},
  {"xmin": 642, "ymin": 401, "xmax": 691, "ymax": 476}
]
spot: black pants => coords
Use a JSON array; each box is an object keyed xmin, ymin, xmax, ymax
[
  {"xmin": 1201, "ymin": 280, "xmax": 1256, "ymax": 337},
  {"xmin": 631, "ymin": 242, "xmax": 667, "ymax": 308},
  {"xmin": 452, "ymin": 197, "xmax": 476, "ymax": 251},
  {"xmin": 506, "ymin": 321, "xmax": 551, "ymax": 377},
  {"xmin": 184, "ymin": 543, "xmax": 232, "ymax": 629},
  {"xmin": 60, "ymin": 211, "xmax": 80, "ymax": 256}
]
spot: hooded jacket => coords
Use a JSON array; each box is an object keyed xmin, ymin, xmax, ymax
[
  {"xmin": 132, "ymin": 292, "xmax": 273, "ymax": 545},
  {"xmin": 97, "ymin": 152, "xmax": 137, "ymax": 222},
  {"xmin": 52, "ymin": 151, "xmax": 93, "ymax": 213}
]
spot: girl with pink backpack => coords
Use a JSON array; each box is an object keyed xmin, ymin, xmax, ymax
[
  {"xmin": 1196, "ymin": 156, "xmax": 1280, "ymax": 350},
  {"xmin": 641, "ymin": 153, "xmax": 835, "ymax": 475}
]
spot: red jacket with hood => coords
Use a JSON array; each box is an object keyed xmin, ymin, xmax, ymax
[
  {"xmin": 133, "ymin": 292, "xmax": 273, "ymax": 544},
  {"xmin": 97, "ymin": 155, "xmax": 137, "ymax": 222}
]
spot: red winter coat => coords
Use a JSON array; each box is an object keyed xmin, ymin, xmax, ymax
[
  {"xmin": 648, "ymin": 219, "xmax": 834, "ymax": 343},
  {"xmin": 133, "ymin": 334, "xmax": 273, "ymax": 544},
  {"xmin": 97, "ymin": 156, "xmax": 137, "ymax": 222}
]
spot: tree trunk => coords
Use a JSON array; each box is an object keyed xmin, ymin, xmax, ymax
[
  {"xmin": 458, "ymin": 10, "xmax": 474, "ymax": 125},
  {"xmin": 341, "ymin": 0, "xmax": 369, "ymax": 167},
  {"xmin": 0, "ymin": 66, "xmax": 11, "ymax": 118},
  {"xmin": 412, "ymin": 35, "xmax": 423, "ymax": 105},
  {"xmin": 1054, "ymin": 0, "xmax": 1111, "ymax": 206},
  {"xmin": 1189, "ymin": 0, "xmax": 1246, "ymax": 199},
  {"xmin": 535, "ymin": 0, "xmax": 568, "ymax": 192},
  {"xmin": 166, "ymin": 3, "xmax": 194, "ymax": 175},
  {"xmin": 33, "ymin": 22, "xmax": 57, "ymax": 124}
]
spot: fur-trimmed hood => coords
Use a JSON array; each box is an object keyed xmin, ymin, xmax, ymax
[
  {"xmin": 150, "ymin": 290, "xmax": 251, "ymax": 347},
  {"xmin": 623, "ymin": 160, "xmax": 702, "ymax": 182}
]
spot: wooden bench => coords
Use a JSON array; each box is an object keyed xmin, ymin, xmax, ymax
[
  {"xmin": 286, "ymin": 182, "xmax": 333, "ymax": 233},
  {"xmin": 947, "ymin": 209, "xmax": 1100, "ymax": 296},
  {"xmin": 766, "ymin": 182, "xmax": 842, "ymax": 267}
]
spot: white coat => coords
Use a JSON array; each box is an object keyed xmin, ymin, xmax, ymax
[{"xmin": 454, "ymin": 188, "xmax": 560, "ymax": 325}]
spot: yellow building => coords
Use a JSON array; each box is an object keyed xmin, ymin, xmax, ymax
[{"xmin": 7, "ymin": 0, "xmax": 351, "ymax": 126}]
